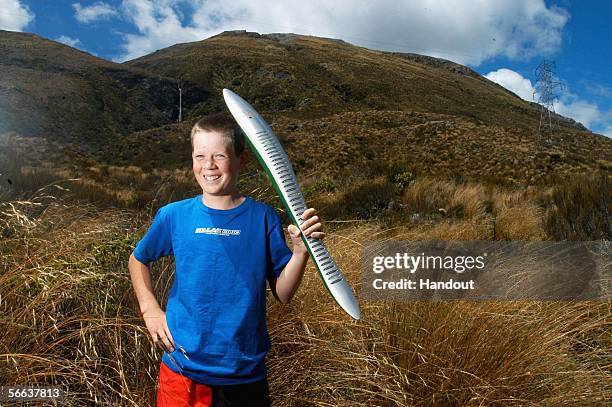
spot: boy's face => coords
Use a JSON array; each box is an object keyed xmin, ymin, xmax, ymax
[{"xmin": 192, "ymin": 130, "xmax": 246, "ymax": 197}]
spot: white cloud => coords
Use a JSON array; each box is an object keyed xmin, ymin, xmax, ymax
[
  {"xmin": 73, "ymin": 2, "xmax": 119, "ymax": 23},
  {"xmin": 113, "ymin": 0, "xmax": 569, "ymax": 65},
  {"xmin": 554, "ymin": 98, "xmax": 600, "ymax": 130},
  {"xmin": 485, "ymin": 68, "xmax": 536, "ymax": 101},
  {"xmin": 0, "ymin": 0, "xmax": 34, "ymax": 31},
  {"xmin": 55, "ymin": 35, "xmax": 83, "ymax": 48},
  {"xmin": 115, "ymin": 0, "xmax": 199, "ymax": 61},
  {"xmin": 485, "ymin": 68, "xmax": 612, "ymax": 137}
]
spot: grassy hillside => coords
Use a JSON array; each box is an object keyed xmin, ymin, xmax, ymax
[
  {"xmin": 1, "ymin": 161, "xmax": 610, "ymax": 405},
  {"xmin": 2, "ymin": 30, "xmax": 610, "ymax": 187},
  {"xmin": 0, "ymin": 30, "xmax": 180, "ymax": 152},
  {"xmin": 124, "ymin": 31, "xmax": 583, "ymax": 130},
  {"xmin": 105, "ymin": 109, "xmax": 611, "ymax": 190},
  {"xmin": 117, "ymin": 31, "xmax": 610, "ymax": 186}
]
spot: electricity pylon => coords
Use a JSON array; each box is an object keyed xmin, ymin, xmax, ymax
[{"xmin": 533, "ymin": 60, "xmax": 564, "ymax": 138}]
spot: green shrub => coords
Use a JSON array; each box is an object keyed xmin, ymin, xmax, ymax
[
  {"xmin": 392, "ymin": 171, "xmax": 415, "ymax": 192},
  {"xmin": 303, "ymin": 177, "xmax": 337, "ymax": 196},
  {"xmin": 323, "ymin": 177, "xmax": 397, "ymax": 219}
]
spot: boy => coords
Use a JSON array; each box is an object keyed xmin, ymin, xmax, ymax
[{"xmin": 128, "ymin": 114, "xmax": 324, "ymax": 407}]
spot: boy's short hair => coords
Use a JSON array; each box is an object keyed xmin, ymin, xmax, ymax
[{"xmin": 190, "ymin": 114, "xmax": 245, "ymax": 157}]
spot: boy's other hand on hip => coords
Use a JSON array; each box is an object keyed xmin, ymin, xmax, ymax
[{"xmin": 142, "ymin": 307, "xmax": 175, "ymax": 353}]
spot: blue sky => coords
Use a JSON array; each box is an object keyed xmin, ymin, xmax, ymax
[{"xmin": 2, "ymin": 0, "xmax": 610, "ymax": 136}]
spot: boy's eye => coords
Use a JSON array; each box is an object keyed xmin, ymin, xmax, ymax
[{"xmin": 215, "ymin": 154, "xmax": 226, "ymax": 159}]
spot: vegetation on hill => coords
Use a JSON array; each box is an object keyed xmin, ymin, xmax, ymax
[
  {"xmin": 1, "ymin": 154, "xmax": 610, "ymax": 405},
  {"xmin": 2, "ymin": 30, "xmax": 609, "ymax": 189},
  {"xmin": 0, "ymin": 30, "xmax": 179, "ymax": 151},
  {"xmin": 124, "ymin": 31, "xmax": 584, "ymax": 131}
]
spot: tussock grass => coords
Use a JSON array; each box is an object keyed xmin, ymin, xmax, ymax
[
  {"xmin": 0, "ymin": 198, "xmax": 163, "ymax": 405},
  {"xmin": 265, "ymin": 226, "xmax": 610, "ymax": 406},
  {"xmin": 401, "ymin": 178, "xmax": 457, "ymax": 217},
  {"xmin": 543, "ymin": 172, "xmax": 612, "ymax": 240},
  {"xmin": 1, "ymin": 153, "xmax": 200, "ymax": 212},
  {"xmin": 397, "ymin": 178, "xmax": 546, "ymax": 240},
  {"xmin": 321, "ymin": 176, "xmax": 398, "ymax": 220},
  {"xmin": 1, "ymin": 164, "xmax": 609, "ymax": 405},
  {"xmin": 491, "ymin": 190, "xmax": 546, "ymax": 241}
]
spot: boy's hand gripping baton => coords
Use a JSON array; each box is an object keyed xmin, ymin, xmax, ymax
[{"xmin": 223, "ymin": 89, "xmax": 361, "ymax": 320}]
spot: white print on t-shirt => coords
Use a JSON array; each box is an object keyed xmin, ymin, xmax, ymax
[{"xmin": 194, "ymin": 227, "xmax": 241, "ymax": 236}]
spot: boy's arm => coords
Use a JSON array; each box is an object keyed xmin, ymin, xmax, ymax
[
  {"xmin": 270, "ymin": 208, "xmax": 324, "ymax": 304},
  {"xmin": 128, "ymin": 253, "xmax": 175, "ymax": 352},
  {"xmin": 128, "ymin": 253, "xmax": 160, "ymax": 313}
]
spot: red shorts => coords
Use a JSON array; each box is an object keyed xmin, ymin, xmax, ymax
[
  {"xmin": 156, "ymin": 361, "xmax": 271, "ymax": 406},
  {"xmin": 157, "ymin": 362, "xmax": 212, "ymax": 407}
]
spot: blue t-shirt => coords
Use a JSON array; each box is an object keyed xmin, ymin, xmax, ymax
[{"xmin": 133, "ymin": 195, "xmax": 292, "ymax": 385}]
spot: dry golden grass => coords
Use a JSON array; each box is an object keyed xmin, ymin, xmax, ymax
[
  {"xmin": 398, "ymin": 178, "xmax": 546, "ymax": 241},
  {"xmin": 543, "ymin": 172, "xmax": 612, "ymax": 240},
  {"xmin": 1, "ymin": 168, "xmax": 609, "ymax": 406},
  {"xmin": 266, "ymin": 226, "xmax": 610, "ymax": 406},
  {"xmin": 491, "ymin": 190, "xmax": 546, "ymax": 241},
  {"xmin": 401, "ymin": 178, "xmax": 456, "ymax": 217},
  {"xmin": 0, "ymin": 199, "xmax": 160, "ymax": 405},
  {"xmin": 449, "ymin": 184, "xmax": 489, "ymax": 220}
]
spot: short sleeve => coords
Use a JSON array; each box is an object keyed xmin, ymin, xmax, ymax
[
  {"xmin": 133, "ymin": 206, "xmax": 173, "ymax": 264},
  {"xmin": 267, "ymin": 210, "xmax": 292, "ymax": 280}
]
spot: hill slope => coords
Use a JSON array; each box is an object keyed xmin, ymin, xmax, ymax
[
  {"xmin": 123, "ymin": 31, "xmax": 585, "ymax": 131},
  {"xmin": 1, "ymin": 30, "xmax": 610, "ymax": 186},
  {"xmin": 118, "ymin": 31, "xmax": 609, "ymax": 185},
  {"xmin": 0, "ymin": 30, "xmax": 182, "ymax": 152}
]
